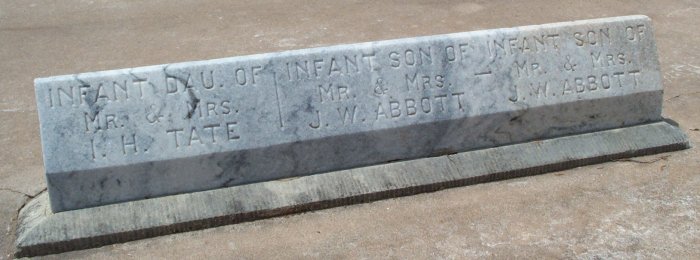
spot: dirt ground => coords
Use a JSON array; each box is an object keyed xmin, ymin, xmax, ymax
[{"xmin": 1, "ymin": 0, "xmax": 698, "ymax": 259}]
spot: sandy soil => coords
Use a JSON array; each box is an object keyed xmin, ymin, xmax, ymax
[{"xmin": 1, "ymin": 0, "xmax": 698, "ymax": 259}]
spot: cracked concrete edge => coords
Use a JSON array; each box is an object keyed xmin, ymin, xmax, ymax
[
  {"xmin": 14, "ymin": 121, "xmax": 690, "ymax": 258},
  {"xmin": 0, "ymin": 187, "xmax": 46, "ymax": 203},
  {"xmin": 11, "ymin": 188, "xmax": 47, "ymax": 229},
  {"xmin": 0, "ymin": 189, "xmax": 32, "ymax": 198},
  {"xmin": 15, "ymin": 189, "xmax": 47, "ymax": 211},
  {"xmin": 0, "ymin": 185, "xmax": 46, "ymax": 259}
]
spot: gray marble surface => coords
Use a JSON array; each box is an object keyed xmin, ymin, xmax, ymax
[{"xmin": 34, "ymin": 15, "xmax": 663, "ymax": 212}]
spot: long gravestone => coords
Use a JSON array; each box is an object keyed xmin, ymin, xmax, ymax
[
  {"xmin": 19, "ymin": 16, "xmax": 690, "ymax": 256},
  {"xmin": 36, "ymin": 15, "xmax": 672, "ymax": 212}
]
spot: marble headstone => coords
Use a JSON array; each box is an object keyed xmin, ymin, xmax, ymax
[{"xmin": 35, "ymin": 15, "xmax": 662, "ymax": 212}]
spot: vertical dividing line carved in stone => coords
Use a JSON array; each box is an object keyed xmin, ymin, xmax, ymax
[{"xmin": 273, "ymin": 71, "xmax": 284, "ymax": 128}]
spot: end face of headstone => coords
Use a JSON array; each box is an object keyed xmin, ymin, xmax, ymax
[{"xmin": 35, "ymin": 15, "xmax": 665, "ymax": 212}]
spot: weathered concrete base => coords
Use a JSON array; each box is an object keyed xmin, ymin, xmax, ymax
[{"xmin": 15, "ymin": 121, "xmax": 689, "ymax": 257}]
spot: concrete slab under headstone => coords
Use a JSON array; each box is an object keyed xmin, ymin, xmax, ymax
[
  {"xmin": 35, "ymin": 15, "xmax": 674, "ymax": 212},
  {"xmin": 15, "ymin": 121, "xmax": 689, "ymax": 257}
]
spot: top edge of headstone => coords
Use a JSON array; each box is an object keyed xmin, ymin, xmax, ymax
[{"xmin": 33, "ymin": 15, "xmax": 651, "ymax": 84}]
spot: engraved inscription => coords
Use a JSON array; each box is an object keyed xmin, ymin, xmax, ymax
[
  {"xmin": 36, "ymin": 18, "xmax": 658, "ymax": 166},
  {"xmin": 35, "ymin": 16, "xmax": 666, "ymax": 212}
]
